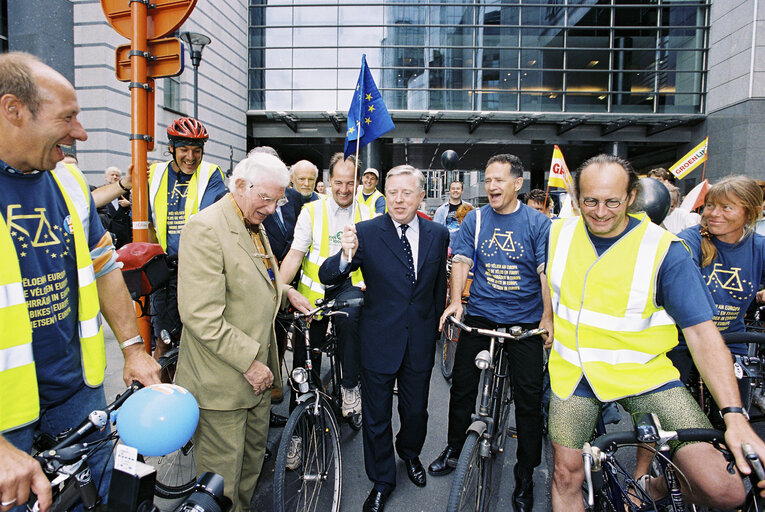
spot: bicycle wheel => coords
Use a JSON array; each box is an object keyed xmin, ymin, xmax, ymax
[
  {"xmin": 441, "ymin": 324, "xmax": 459, "ymax": 381},
  {"xmin": 145, "ymin": 349, "xmax": 197, "ymax": 499},
  {"xmin": 491, "ymin": 374, "xmax": 513, "ymax": 454},
  {"xmin": 274, "ymin": 398, "xmax": 342, "ymax": 512},
  {"xmin": 145, "ymin": 439, "xmax": 197, "ymax": 499},
  {"xmin": 590, "ymin": 489, "xmax": 619, "ymax": 512},
  {"xmin": 447, "ymin": 431, "xmax": 488, "ymax": 512}
]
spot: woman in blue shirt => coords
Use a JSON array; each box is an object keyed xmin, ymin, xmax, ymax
[{"xmin": 675, "ymin": 175, "xmax": 765, "ymax": 373}]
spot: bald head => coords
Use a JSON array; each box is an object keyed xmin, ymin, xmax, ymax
[
  {"xmin": 0, "ymin": 52, "xmax": 87, "ymax": 172},
  {"xmin": 291, "ymin": 160, "xmax": 319, "ymax": 197}
]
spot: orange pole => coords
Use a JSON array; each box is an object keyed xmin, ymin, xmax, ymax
[
  {"xmin": 130, "ymin": 1, "xmax": 153, "ymax": 352},
  {"xmin": 130, "ymin": 0, "xmax": 149, "ymax": 244},
  {"xmin": 701, "ymin": 159, "xmax": 707, "ymax": 182}
]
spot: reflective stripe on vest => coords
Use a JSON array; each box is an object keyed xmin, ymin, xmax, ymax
[
  {"xmin": 0, "ymin": 165, "xmax": 105, "ymax": 432},
  {"xmin": 296, "ymin": 198, "xmax": 370, "ymax": 309},
  {"xmin": 149, "ymin": 160, "xmax": 220, "ymax": 251},
  {"xmin": 547, "ymin": 214, "xmax": 680, "ymax": 402}
]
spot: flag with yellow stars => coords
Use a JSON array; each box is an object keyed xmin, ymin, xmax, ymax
[{"xmin": 344, "ymin": 54, "xmax": 395, "ymax": 159}]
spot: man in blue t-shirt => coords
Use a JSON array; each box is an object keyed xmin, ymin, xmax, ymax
[
  {"xmin": 0, "ymin": 52, "xmax": 160, "ymax": 512},
  {"xmin": 428, "ymin": 154, "xmax": 552, "ymax": 512}
]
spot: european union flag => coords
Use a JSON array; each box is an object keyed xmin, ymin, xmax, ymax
[{"xmin": 344, "ymin": 54, "xmax": 395, "ymax": 159}]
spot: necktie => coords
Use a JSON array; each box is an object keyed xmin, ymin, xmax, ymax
[
  {"xmin": 273, "ymin": 207, "xmax": 287, "ymax": 236},
  {"xmin": 400, "ymin": 224, "xmax": 416, "ymax": 286}
]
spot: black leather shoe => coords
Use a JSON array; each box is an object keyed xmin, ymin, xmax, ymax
[
  {"xmin": 270, "ymin": 411, "xmax": 288, "ymax": 428},
  {"xmin": 428, "ymin": 445, "xmax": 459, "ymax": 476},
  {"xmin": 403, "ymin": 457, "xmax": 426, "ymax": 487},
  {"xmin": 362, "ymin": 488, "xmax": 388, "ymax": 512},
  {"xmin": 264, "ymin": 447, "xmax": 272, "ymax": 463},
  {"xmin": 512, "ymin": 464, "xmax": 534, "ymax": 512}
]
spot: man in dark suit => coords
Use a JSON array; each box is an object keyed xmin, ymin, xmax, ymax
[
  {"xmin": 262, "ymin": 185, "xmax": 303, "ymax": 263},
  {"xmin": 319, "ymin": 165, "xmax": 449, "ymax": 512}
]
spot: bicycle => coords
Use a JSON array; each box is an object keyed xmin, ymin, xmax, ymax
[
  {"xmin": 117, "ymin": 242, "xmax": 196, "ymax": 499},
  {"xmin": 687, "ymin": 330, "xmax": 765, "ymax": 428},
  {"xmin": 445, "ymin": 316, "xmax": 546, "ymax": 512},
  {"xmin": 582, "ymin": 412, "xmax": 764, "ymax": 512},
  {"xmin": 272, "ymin": 297, "xmax": 364, "ymax": 512},
  {"xmin": 27, "ymin": 382, "xmax": 229, "ymax": 512}
]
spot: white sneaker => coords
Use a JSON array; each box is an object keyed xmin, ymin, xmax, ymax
[
  {"xmin": 286, "ymin": 435, "xmax": 302, "ymax": 470},
  {"xmin": 341, "ymin": 385, "xmax": 361, "ymax": 417}
]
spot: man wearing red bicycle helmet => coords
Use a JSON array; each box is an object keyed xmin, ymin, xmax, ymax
[{"xmin": 148, "ymin": 117, "xmax": 227, "ymax": 349}]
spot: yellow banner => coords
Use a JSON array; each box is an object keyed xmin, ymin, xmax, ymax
[
  {"xmin": 548, "ymin": 145, "xmax": 573, "ymax": 190},
  {"xmin": 669, "ymin": 137, "xmax": 708, "ymax": 179}
]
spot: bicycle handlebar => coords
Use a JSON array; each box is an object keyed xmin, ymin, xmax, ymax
[
  {"xmin": 283, "ymin": 297, "xmax": 365, "ymax": 321},
  {"xmin": 590, "ymin": 427, "xmax": 725, "ymax": 453},
  {"xmin": 721, "ymin": 331, "xmax": 765, "ymax": 346},
  {"xmin": 447, "ymin": 316, "xmax": 546, "ymax": 341}
]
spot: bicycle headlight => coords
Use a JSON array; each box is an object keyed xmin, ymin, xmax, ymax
[
  {"xmin": 475, "ymin": 350, "xmax": 491, "ymax": 370},
  {"xmin": 291, "ymin": 367, "xmax": 308, "ymax": 385}
]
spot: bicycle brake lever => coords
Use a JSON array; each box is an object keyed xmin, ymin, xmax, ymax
[
  {"xmin": 713, "ymin": 440, "xmax": 737, "ymax": 475},
  {"xmin": 582, "ymin": 443, "xmax": 595, "ymax": 507},
  {"xmin": 743, "ymin": 443, "xmax": 765, "ymax": 483}
]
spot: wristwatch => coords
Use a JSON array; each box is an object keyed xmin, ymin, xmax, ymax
[
  {"xmin": 119, "ymin": 335, "xmax": 144, "ymax": 350},
  {"xmin": 719, "ymin": 406, "xmax": 750, "ymax": 421}
]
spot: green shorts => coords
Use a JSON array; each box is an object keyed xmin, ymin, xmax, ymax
[{"xmin": 548, "ymin": 385, "xmax": 712, "ymax": 451}]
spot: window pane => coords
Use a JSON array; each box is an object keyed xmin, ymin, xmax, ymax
[
  {"xmin": 293, "ymin": 90, "xmax": 336, "ymax": 110},
  {"xmin": 266, "ymin": 90, "xmax": 291, "ymax": 110},
  {"xmin": 611, "ymin": 93, "xmax": 654, "ymax": 113},
  {"xmin": 656, "ymin": 93, "xmax": 701, "ymax": 114}
]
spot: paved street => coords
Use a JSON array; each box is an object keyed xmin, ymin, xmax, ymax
[
  {"xmin": 103, "ymin": 324, "xmax": 765, "ymax": 512},
  {"xmin": 102, "ymin": 324, "xmax": 556, "ymax": 511}
]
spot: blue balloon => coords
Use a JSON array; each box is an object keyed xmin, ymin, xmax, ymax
[{"xmin": 116, "ymin": 384, "xmax": 199, "ymax": 457}]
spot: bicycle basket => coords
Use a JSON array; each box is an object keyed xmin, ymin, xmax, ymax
[{"xmin": 117, "ymin": 242, "xmax": 171, "ymax": 300}]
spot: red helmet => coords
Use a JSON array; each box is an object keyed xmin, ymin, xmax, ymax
[{"xmin": 167, "ymin": 117, "xmax": 208, "ymax": 147}]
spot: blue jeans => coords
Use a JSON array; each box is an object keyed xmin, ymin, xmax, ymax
[{"xmin": 4, "ymin": 384, "xmax": 112, "ymax": 512}]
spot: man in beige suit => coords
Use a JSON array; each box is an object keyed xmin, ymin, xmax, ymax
[{"xmin": 175, "ymin": 152, "xmax": 311, "ymax": 512}]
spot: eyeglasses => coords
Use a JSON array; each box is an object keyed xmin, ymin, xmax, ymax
[
  {"xmin": 249, "ymin": 186, "xmax": 288, "ymax": 207},
  {"xmin": 580, "ymin": 197, "xmax": 628, "ymax": 209}
]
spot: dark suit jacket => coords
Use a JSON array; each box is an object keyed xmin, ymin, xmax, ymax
[
  {"xmin": 262, "ymin": 187, "xmax": 303, "ymax": 262},
  {"xmin": 319, "ymin": 213, "xmax": 449, "ymax": 374}
]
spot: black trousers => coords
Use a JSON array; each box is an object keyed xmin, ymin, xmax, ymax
[
  {"xmin": 361, "ymin": 348, "xmax": 431, "ymax": 493},
  {"xmin": 446, "ymin": 315, "xmax": 545, "ymax": 470}
]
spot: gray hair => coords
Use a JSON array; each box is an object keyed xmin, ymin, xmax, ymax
[
  {"xmin": 248, "ymin": 145, "xmax": 279, "ymax": 158},
  {"xmin": 229, "ymin": 152, "xmax": 290, "ymax": 192},
  {"xmin": 290, "ymin": 159, "xmax": 319, "ymax": 178},
  {"xmin": 385, "ymin": 164, "xmax": 425, "ymax": 192}
]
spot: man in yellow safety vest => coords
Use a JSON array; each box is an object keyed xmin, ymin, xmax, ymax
[
  {"xmin": 279, "ymin": 153, "xmax": 373, "ymax": 419},
  {"xmin": 547, "ymin": 154, "xmax": 765, "ymax": 510}
]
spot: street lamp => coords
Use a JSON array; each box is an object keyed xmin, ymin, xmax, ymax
[{"xmin": 180, "ymin": 31, "xmax": 211, "ymax": 120}]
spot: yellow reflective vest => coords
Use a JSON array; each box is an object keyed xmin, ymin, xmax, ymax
[
  {"xmin": 0, "ymin": 162, "xmax": 105, "ymax": 433},
  {"xmin": 547, "ymin": 213, "xmax": 680, "ymax": 402},
  {"xmin": 148, "ymin": 160, "xmax": 223, "ymax": 251},
  {"xmin": 297, "ymin": 198, "xmax": 372, "ymax": 308},
  {"xmin": 356, "ymin": 188, "xmax": 386, "ymax": 215}
]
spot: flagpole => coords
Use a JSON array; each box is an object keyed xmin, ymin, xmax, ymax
[
  {"xmin": 348, "ymin": 120, "xmax": 361, "ymax": 261},
  {"xmin": 701, "ymin": 160, "xmax": 706, "ymax": 182},
  {"xmin": 543, "ymin": 184, "xmax": 551, "ymax": 216}
]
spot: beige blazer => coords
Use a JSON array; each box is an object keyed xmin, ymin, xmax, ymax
[{"xmin": 175, "ymin": 195, "xmax": 288, "ymax": 410}]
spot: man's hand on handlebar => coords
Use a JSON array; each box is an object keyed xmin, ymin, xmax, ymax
[
  {"xmin": 121, "ymin": 344, "xmax": 161, "ymax": 387},
  {"xmin": 722, "ymin": 415, "xmax": 765, "ymax": 496},
  {"xmin": 0, "ymin": 435, "xmax": 51, "ymax": 512},
  {"xmin": 286, "ymin": 288, "xmax": 312, "ymax": 315},
  {"xmin": 439, "ymin": 301, "xmax": 463, "ymax": 332}
]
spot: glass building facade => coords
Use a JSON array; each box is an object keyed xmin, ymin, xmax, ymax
[{"xmin": 249, "ymin": 0, "xmax": 709, "ymax": 115}]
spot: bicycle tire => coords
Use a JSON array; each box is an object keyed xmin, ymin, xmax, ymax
[
  {"xmin": 145, "ymin": 439, "xmax": 197, "ymax": 499},
  {"xmin": 591, "ymin": 489, "xmax": 619, "ymax": 512},
  {"xmin": 441, "ymin": 325, "xmax": 459, "ymax": 381},
  {"xmin": 144, "ymin": 349, "xmax": 197, "ymax": 500},
  {"xmin": 274, "ymin": 398, "xmax": 342, "ymax": 512},
  {"xmin": 447, "ymin": 431, "xmax": 488, "ymax": 512}
]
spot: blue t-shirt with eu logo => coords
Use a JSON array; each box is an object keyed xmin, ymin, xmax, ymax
[
  {"xmin": 0, "ymin": 162, "xmax": 106, "ymax": 408},
  {"xmin": 679, "ymin": 225, "xmax": 765, "ymax": 353},
  {"xmin": 163, "ymin": 165, "xmax": 227, "ymax": 255},
  {"xmin": 451, "ymin": 202, "xmax": 551, "ymax": 324}
]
